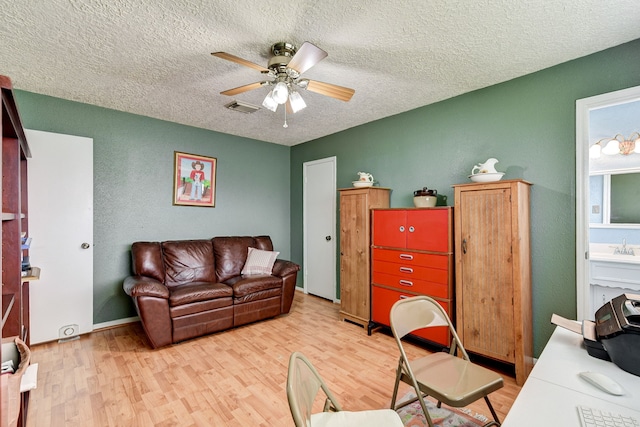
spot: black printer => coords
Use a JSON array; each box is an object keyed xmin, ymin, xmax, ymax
[{"xmin": 583, "ymin": 293, "xmax": 640, "ymax": 377}]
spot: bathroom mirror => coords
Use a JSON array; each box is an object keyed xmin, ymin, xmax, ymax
[
  {"xmin": 590, "ymin": 170, "xmax": 640, "ymax": 226},
  {"xmin": 611, "ymin": 172, "xmax": 640, "ymax": 224}
]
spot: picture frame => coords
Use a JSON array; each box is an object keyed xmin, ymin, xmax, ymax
[{"xmin": 173, "ymin": 151, "xmax": 217, "ymax": 207}]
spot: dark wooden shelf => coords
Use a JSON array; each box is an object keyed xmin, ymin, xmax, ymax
[
  {"xmin": 2, "ymin": 73, "xmax": 32, "ymax": 427},
  {"xmin": 2, "ymin": 293, "xmax": 16, "ymax": 328}
]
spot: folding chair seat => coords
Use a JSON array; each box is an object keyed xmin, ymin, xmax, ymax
[
  {"xmin": 286, "ymin": 351, "xmax": 404, "ymax": 427},
  {"xmin": 389, "ymin": 296, "xmax": 504, "ymax": 427}
]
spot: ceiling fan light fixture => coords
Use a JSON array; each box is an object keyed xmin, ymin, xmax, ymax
[
  {"xmin": 272, "ymin": 81, "xmax": 289, "ymax": 104},
  {"xmin": 262, "ymin": 91, "xmax": 278, "ymax": 112},
  {"xmin": 289, "ymin": 91, "xmax": 307, "ymax": 113}
]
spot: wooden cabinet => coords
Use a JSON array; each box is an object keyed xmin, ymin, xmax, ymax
[
  {"xmin": 338, "ymin": 187, "xmax": 390, "ymax": 329},
  {"xmin": 2, "ymin": 75, "xmax": 33, "ymax": 427},
  {"xmin": 453, "ymin": 179, "xmax": 532, "ymax": 385},
  {"xmin": 370, "ymin": 208, "xmax": 454, "ymax": 346}
]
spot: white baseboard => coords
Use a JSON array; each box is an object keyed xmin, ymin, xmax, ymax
[{"xmin": 93, "ymin": 316, "xmax": 140, "ymax": 332}]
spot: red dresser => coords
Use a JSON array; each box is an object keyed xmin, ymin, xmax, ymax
[{"xmin": 370, "ymin": 207, "xmax": 454, "ymax": 346}]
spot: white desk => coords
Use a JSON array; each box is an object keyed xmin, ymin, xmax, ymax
[{"xmin": 502, "ymin": 326, "xmax": 640, "ymax": 426}]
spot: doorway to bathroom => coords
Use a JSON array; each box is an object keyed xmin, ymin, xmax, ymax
[{"xmin": 576, "ymin": 85, "xmax": 640, "ymax": 320}]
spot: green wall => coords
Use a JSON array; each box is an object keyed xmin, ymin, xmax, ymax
[
  {"xmin": 12, "ymin": 38, "xmax": 640, "ymax": 357},
  {"xmin": 290, "ymin": 39, "xmax": 640, "ymax": 357},
  {"xmin": 14, "ymin": 92, "xmax": 292, "ymax": 324}
]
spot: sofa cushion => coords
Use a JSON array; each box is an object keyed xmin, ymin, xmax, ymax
[
  {"xmin": 162, "ymin": 240, "xmax": 216, "ymax": 287},
  {"xmin": 252, "ymin": 235, "xmax": 274, "ymax": 251},
  {"xmin": 131, "ymin": 242, "xmax": 165, "ymax": 283},
  {"xmin": 226, "ymin": 274, "xmax": 282, "ymax": 298},
  {"xmin": 170, "ymin": 296, "xmax": 233, "ymax": 318},
  {"xmin": 168, "ymin": 282, "xmax": 232, "ymax": 307},
  {"xmin": 241, "ymin": 247, "xmax": 280, "ymax": 275},
  {"xmin": 213, "ymin": 236, "xmax": 257, "ymax": 282}
]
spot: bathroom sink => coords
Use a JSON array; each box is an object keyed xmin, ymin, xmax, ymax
[{"xmin": 590, "ymin": 251, "xmax": 640, "ymax": 264}]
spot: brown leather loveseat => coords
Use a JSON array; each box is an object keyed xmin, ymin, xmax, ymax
[{"xmin": 123, "ymin": 236, "xmax": 300, "ymax": 348}]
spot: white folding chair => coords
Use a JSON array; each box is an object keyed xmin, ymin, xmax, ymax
[
  {"xmin": 286, "ymin": 351, "xmax": 404, "ymax": 427},
  {"xmin": 389, "ymin": 296, "xmax": 503, "ymax": 427}
]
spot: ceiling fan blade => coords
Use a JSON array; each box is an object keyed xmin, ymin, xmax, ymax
[
  {"xmin": 287, "ymin": 42, "xmax": 328, "ymax": 75},
  {"xmin": 305, "ymin": 80, "xmax": 355, "ymax": 102},
  {"xmin": 220, "ymin": 82, "xmax": 266, "ymax": 96},
  {"xmin": 211, "ymin": 52, "xmax": 270, "ymax": 73}
]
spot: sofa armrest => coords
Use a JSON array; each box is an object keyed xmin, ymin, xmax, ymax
[
  {"xmin": 272, "ymin": 259, "xmax": 300, "ymax": 314},
  {"xmin": 123, "ymin": 276, "xmax": 172, "ymax": 349},
  {"xmin": 123, "ymin": 275, "xmax": 170, "ymax": 299},
  {"xmin": 272, "ymin": 259, "xmax": 300, "ymax": 278}
]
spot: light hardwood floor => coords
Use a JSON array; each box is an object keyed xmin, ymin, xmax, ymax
[{"xmin": 27, "ymin": 292, "xmax": 521, "ymax": 426}]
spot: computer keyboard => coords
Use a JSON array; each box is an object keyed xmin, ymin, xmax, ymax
[{"xmin": 578, "ymin": 405, "xmax": 639, "ymax": 427}]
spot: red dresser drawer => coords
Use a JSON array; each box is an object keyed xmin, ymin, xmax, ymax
[
  {"xmin": 372, "ymin": 256, "xmax": 450, "ymax": 298},
  {"xmin": 371, "ymin": 286, "xmax": 451, "ymax": 346},
  {"xmin": 372, "ymin": 248, "xmax": 449, "ymax": 270},
  {"xmin": 372, "ymin": 271, "xmax": 449, "ymax": 298}
]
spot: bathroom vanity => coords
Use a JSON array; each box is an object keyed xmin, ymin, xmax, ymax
[{"xmin": 589, "ymin": 243, "xmax": 640, "ymax": 319}]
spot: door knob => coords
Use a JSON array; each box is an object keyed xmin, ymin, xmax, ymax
[
  {"xmin": 81, "ymin": 243, "xmax": 91, "ymax": 249},
  {"xmin": 325, "ymin": 236, "xmax": 332, "ymax": 241}
]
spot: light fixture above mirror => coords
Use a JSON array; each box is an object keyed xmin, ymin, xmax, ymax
[{"xmin": 589, "ymin": 132, "xmax": 640, "ymax": 158}]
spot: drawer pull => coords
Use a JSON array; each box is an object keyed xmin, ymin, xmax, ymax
[
  {"xmin": 399, "ymin": 280, "xmax": 413, "ymax": 287},
  {"xmin": 399, "ymin": 253, "xmax": 413, "ymax": 260},
  {"xmin": 399, "ymin": 267, "xmax": 413, "ymax": 273}
]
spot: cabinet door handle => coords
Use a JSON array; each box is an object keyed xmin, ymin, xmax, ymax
[
  {"xmin": 462, "ymin": 238, "xmax": 467, "ymax": 254},
  {"xmin": 409, "ymin": 226, "xmax": 415, "ymax": 233},
  {"xmin": 399, "ymin": 267, "xmax": 413, "ymax": 274},
  {"xmin": 399, "ymin": 253, "xmax": 413, "ymax": 260},
  {"xmin": 399, "ymin": 280, "xmax": 413, "ymax": 287},
  {"xmin": 399, "ymin": 226, "xmax": 405, "ymax": 232}
]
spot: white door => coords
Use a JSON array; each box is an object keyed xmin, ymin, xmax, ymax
[
  {"xmin": 303, "ymin": 157, "xmax": 337, "ymax": 301},
  {"xmin": 26, "ymin": 129, "xmax": 93, "ymax": 344}
]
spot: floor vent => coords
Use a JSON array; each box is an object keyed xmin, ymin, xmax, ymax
[
  {"xmin": 225, "ymin": 100, "xmax": 260, "ymax": 113},
  {"xmin": 58, "ymin": 324, "xmax": 80, "ymax": 343}
]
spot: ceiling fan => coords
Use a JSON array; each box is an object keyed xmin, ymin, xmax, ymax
[{"xmin": 211, "ymin": 42, "xmax": 355, "ymax": 117}]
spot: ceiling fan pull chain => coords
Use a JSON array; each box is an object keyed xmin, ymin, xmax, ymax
[{"xmin": 283, "ymin": 107, "xmax": 288, "ymax": 128}]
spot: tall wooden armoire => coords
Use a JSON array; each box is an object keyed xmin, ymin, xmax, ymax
[
  {"xmin": 453, "ymin": 179, "xmax": 533, "ymax": 385},
  {"xmin": 338, "ymin": 187, "xmax": 390, "ymax": 329}
]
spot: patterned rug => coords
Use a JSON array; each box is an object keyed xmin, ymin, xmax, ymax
[{"xmin": 395, "ymin": 393, "xmax": 488, "ymax": 427}]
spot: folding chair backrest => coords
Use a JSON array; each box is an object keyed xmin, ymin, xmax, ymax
[
  {"xmin": 286, "ymin": 352, "xmax": 342, "ymax": 427},
  {"xmin": 390, "ymin": 296, "xmax": 469, "ymax": 359},
  {"xmin": 390, "ymin": 296, "xmax": 449, "ymax": 338}
]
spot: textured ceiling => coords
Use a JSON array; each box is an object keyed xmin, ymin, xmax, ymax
[{"xmin": 1, "ymin": 1, "xmax": 639, "ymax": 146}]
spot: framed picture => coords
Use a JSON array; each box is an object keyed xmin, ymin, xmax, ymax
[{"xmin": 173, "ymin": 151, "xmax": 217, "ymax": 207}]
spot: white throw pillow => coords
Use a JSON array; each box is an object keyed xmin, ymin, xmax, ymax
[{"xmin": 241, "ymin": 247, "xmax": 280, "ymax": 275}]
